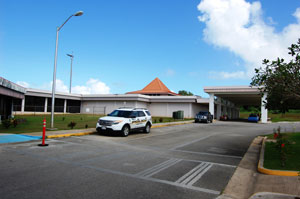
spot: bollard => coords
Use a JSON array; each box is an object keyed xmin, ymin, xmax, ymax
[{"xmin": 38, "ymin": 118, "xmax": 48, "ymax": 147}]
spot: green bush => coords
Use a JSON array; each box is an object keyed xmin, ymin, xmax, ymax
[
  {"xmin": 67, "ymin": 121, "xmax": 77, "ymax": 129},
  {"xmin": 2, "ymin": 119, "xmax": 11, "ymax": 129},
  {"xmin": 12, "ymin": 119, "xmax": 18, "ymax": 128}
]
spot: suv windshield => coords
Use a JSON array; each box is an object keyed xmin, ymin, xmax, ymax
[
  {"xmin": 109, "ymin": 110, "xmax": 132, "ymax": 118},
  {"xmin": 198, "ymin": 112, "xmax": 208, "ymax": 116}
]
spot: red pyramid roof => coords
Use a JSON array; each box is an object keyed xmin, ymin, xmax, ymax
[{"xmin": 126, "ymin": 78, "xmax": 178, "ymax": 95}]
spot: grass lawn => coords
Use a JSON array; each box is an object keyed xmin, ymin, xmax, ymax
[
  {"xmin": 0, "ymin": 114, "xmax": 193, "ymax": 134},
  {"xmin": 0, "ymin": 114, "xmax": 103, "ymax": 134},
  {"xmin": 240, "ymin": 111, "xmax": 300, "ymax": 122},
  {"xmin": 152, "ymin": 117, "xmax": 192, "ymax": 124},
  {"xmin": 264, "ymin": 132, "xmax": 300, "ymax": 171}
]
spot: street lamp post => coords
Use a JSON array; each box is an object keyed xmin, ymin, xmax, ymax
[
  {"xmin": 67, "ymin": 53, "xmax": 74, "ymax": 93},
  {"xmin": 50, "ymin": 11, "xmax": 83, "ymax": 129}
]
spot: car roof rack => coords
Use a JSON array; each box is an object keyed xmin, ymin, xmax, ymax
[
  {"xmin": 117, "ymin": 107, "xmax": 148, "ymax": 110},
  {"xmin": 133, "ymin": 108, "xmax": 148, "ymax": 110},
  {"xmin": 118, "ymin": 107, "xmax": 134, "ymax": 109}
]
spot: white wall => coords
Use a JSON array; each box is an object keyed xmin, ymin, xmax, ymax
[
  {"xmin": 81, "ymin": 100, "xmax": 208, "ymax": 118},
  {"xmin": 148, "ymin": 102, "xmax": 206, "ymax": 118},
  {"xmin": 80, "ymin": 101, "xmax": 148, "ymax": 115}
]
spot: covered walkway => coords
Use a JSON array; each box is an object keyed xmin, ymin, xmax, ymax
[{"xmin": 204, "ymin": 86, "xmax": 268, "ymax": 123}]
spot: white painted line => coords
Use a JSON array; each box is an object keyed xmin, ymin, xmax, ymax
[
  {"xmin": 180, "ymin": 163, "xmax": 210, "ymax": 185},
  {"xmin": 170, "ymin": 134, "xmax": 216, "ymax": 150},
  {"xmin": 173, "ymin": 149, "xmax": 243, "ymax": 159},
  {"xmin": 186, "ymin": 164, "xmax": 212, "ymax": 186},
  {"xmin": 136, "ymin": 158, "xmax": 181, "ymax": 177},
  {"xmin": 142, "ymin": 177, "xmax": 220, "ymax": 195},
  {"xmin": 135, "ymin": 159, "xmax": 177, "ymax": 177},
  {"xmin": 175, "ymin": 162, "xmax": 206, "ymax": 184},
  {"xmin": 144, "ymin": 159, "xmax": 181, "ymax": 178}
]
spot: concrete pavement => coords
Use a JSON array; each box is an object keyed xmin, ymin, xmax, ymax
[{"xmin": 2, "ymin": 121, "xmax": 300, "ymax": 199}]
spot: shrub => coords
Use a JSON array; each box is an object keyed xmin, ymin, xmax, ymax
[
  {"xmin": 62, "ymin": 117, "xmax": 65, "ymax": 121},
  {"xmin": 68, "ymin": 121, "xmax": 77, "ymax": 129},
  {"xmin": 2, "ymin": 119, "xmax": 11, "ymax": 129},
  {"xmin": 12, "ymin": 119, "xmax": 18, "ymax": 127}
]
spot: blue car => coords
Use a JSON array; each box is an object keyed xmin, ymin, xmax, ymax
[{"xmin": 248, "ymin": 114, "xmax": 260, "ymax": 123}]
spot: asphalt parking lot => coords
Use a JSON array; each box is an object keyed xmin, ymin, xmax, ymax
[{"xmin": 1, "ymin": 121, "xmax": 300, "ymax": 199}]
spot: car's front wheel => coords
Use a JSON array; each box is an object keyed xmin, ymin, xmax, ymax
[
  {"xmin": 144, "ymin": 123, "xmax": 151, "ymax": 134},
  {"xmin": 121, "ymin": 125, "xmax": 130, "ymax": 137}
]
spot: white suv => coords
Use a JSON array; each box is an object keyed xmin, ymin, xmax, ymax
[{"xmin": 96, "ymin": 107, "xmax": 152, "ymax": 137}]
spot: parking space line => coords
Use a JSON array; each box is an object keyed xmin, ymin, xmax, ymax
[
  {"xmin": 170, "ymin": 134, "xmax": 216, "ymax": 150},
  {"xmin": 173, "ymin": 149, "xmax": 243, "ymax": 159},
  {"xmin": 136, "ymin": 159, "xmax": 181, "ymax": 178},
  {"xmin": 176, "ymin": 162, "xmax": 206, "ymax": 184},
  {"xmin": 186, "ymin": 163, "xmax": 212, "ymax": 186}
]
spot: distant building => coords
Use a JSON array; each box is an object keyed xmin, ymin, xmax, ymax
[
  {"xmin": 0, "ymin": 77, "xmax": 26, "ymax": 120},
  {"xmin": 126, "ymin": 78, "xmax": 179, "ymax": 96}
]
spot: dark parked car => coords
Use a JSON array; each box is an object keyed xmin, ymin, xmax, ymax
[{"xmin": 195, "ymin": 111, "xmax": 213, "ymax": 123}]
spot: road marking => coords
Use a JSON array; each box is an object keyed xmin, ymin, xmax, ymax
[
  {"xmin": 173, "ymin": 149, "xmax": 243, "ymax": 159},
  {"xmin": 186, "ymin": 164, "xmax": 212, "ymax": 186},
  {"xmin": 4, "ymin": 145, "xmax": 221, "ymax": 195},
  {"xmin": 175, "ymin": 162, "xmax": 212, "ymax": 186},
  {"xmin": 136, "ymin": 158, "xmax": 181, "ymax": 177},
  {"xmin": 54, "ymin": 137, "xmax": 240, "ymax": 166},
  {"xmin": 170, "ymin": 134, "xmax": 216, "ymax": 150}
]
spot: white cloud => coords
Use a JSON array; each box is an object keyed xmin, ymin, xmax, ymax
[
  {"xmin": 16, "ymin": 81, "xmax": 30, "ymax": 88},
  {"xmin": 209, "ymin": 71, "xmax": 247, "ymax": 79},
  {"xmin": 198, "ymin": 0, "xmax": 300, "ymax": 78},
  {"xmin": 55, "ymin": 79, "xmax": 69, "ymax": 93},
  {"xmin": 72, "ymin": 78, "xmax": 110, "ymax": 94}
]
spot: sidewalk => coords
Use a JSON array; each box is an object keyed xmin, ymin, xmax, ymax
[
  {"xmin": 217, "ymin": 136, "xmax": 300, "ymax": 199},
  {"xmin": 23, "ymin": 120, "xmax": 194, "ymax": 138}
]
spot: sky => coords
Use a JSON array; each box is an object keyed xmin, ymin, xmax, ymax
[{"xmin": 1, "ymin": 0, "xmax": 300, "ymax": 97}]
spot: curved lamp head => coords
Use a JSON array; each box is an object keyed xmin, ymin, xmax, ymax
[{"xmin": 73, "ymin": 11, "xmax": 83, "ymax": 16}]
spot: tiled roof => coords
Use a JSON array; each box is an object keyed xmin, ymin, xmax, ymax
[{"xmin": 126, "ymin": 78, "xmax": 178, "ymax": 95}]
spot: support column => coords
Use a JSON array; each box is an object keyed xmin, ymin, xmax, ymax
[
  {"xmin": 64, "ymin": 99, "xmax": 67, "ymax": 114},
  {"xmin": 209, "ymin": 94, "xmax": 214, "ymax": 118},
  {"xmin": 21, "ymin": 98, "xmax": 25, "ymax": 113},
  {"xmin": 261, "ymin": 92, "xmax": 268, "ymax": 123},
  {"xmin": 216, "ymin": 104, "xmax": 221, "ymax": 120},
  {"xmin": 44, "ymin": 98, "xmax": 48, "ymax": 113},
  {"xmin": 11, "ymin": 99, "xmax": 14, "ymax": 117}
]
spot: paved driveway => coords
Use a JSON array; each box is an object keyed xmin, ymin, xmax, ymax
[{"xmin": 1, "ymin": 121, "xmax": 300, "ymax": 199}]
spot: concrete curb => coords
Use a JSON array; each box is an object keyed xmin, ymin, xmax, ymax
[
  {"xmin": 47, "ymin": 131, "xmax": 95, "ymax": 139},
  {"xmin": 249, "ymin": 192, "xmax": 300, "ymax": 199},
  {"xmin": 46, "ymin": 121, "xmax": 194, "ymax": 139},
  {"xmin": 216, "ymin": 136, "xmax": 264, "ymax": 199},
  {"xmin": 258, "ymin": 137, "xmax": 300, "ymax": 177}
]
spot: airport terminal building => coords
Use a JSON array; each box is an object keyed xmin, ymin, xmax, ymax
[{"xmin": 0, "ymin": 77, "xmax": 268, "ymax": 122}]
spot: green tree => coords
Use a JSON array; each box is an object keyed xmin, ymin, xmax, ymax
[
  {"xmin": 178, "ymin": 90, "xmax": 194, "ymax": 96},
  {"xmin": 251, "ymin": 39, "xmax": 300, "ymax": 113}
]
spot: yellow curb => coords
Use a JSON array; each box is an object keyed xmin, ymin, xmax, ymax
[
  {"xmin": 47, "ymin": 131, "xmax": 95, "ymax": 139},
  {"xmin": 47, "ymin": 121, "xmax": 193, "ymax": 138},
  {"xmin": 258, "ymin": 137, "xmax": 300, "ymax": 176},
  {"xmin": 152, "ymin": 121, "xmax": 194, "ymax": 128}
]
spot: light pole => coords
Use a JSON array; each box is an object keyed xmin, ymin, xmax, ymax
[
  {"xmin": 50, "ymin": 11, "xmax": 83, "ymax": 129},
  {"xmin": 67, "ymin": 53, "xmax": 74, "ymax": 93}
]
